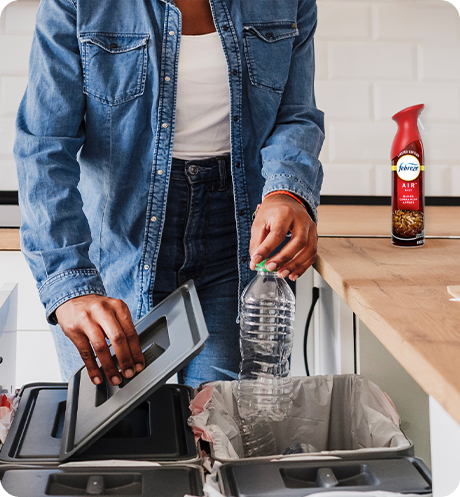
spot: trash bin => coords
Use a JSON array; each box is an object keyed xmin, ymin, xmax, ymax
[
  {"xmin": 189, "ymin": 376, "xmax": 432, "ymax": 495},
  {"xmin": 0, "ymin": 281, "xmax": 208, "ymax": 496}
]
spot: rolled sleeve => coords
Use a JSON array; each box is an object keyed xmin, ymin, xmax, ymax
[{"xmin": 40, "ymin": 269, "xmax": 107, "ymax": 325}]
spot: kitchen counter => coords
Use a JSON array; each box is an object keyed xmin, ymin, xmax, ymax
[
  {"xmin": 0, "ymin": 229, "xmax": 20, "ymax": 250},
  {"xmin": 315, "ymin": 205, "xmax": 460, "ymax": 426}
]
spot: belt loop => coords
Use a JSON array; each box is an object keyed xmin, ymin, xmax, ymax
[{"xmin": 218, "ymin": 157, "xmax": 227, "ymax": 191}]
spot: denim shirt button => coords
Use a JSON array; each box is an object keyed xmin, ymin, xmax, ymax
[
  {"xmin": 222, "ymin": 25, "xmax": 229, "ymax": 31},
  {"xmin": 151, "ymin": 216, "xmax": 157, "ymax": 222},
  {"xmin": 238, "ymin": 209, "xmax": 245, "ymax": 216},
  {"xmin": 233, "ymin": 116, "xmax": 238, "ymax": 122},
  {"xmin": 110, "ymin": 43, "xmax": 118, "ymax": 49},
  {"xmin": 241, "ymin": 256, "xmax": 248, "ymax": 263},
  {"xmin": 144, "ymin": 264, "xmax": 150, "ymax": 270},
  {"xmin": 232, "ymin": 69, "xmax": 238, "ymax": 76},
  {"xmin": 235, "ymin": 161, "xmax": 240, "ymax": 168},
  {"xmin": 158, "ymin": 170, "xmax": 163, "ymax": 175},
  {"xmin": 169, "ymin": 30, "xmax": 175, "ymax": 36},
  {"xmin": 162, "ymin": 123, "xmax": 168, "ymax": 128},
  {"xmin": 165, "ymin": 76, "xmax": 171, "ymax": 82}
]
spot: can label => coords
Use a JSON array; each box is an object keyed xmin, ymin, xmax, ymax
[
  {"xmin": 391, "ymin": 141, "xmax": 424, "ymax": 246},
  {"xmin": 394, "ymin": 154, "xmax": 422, "ymax": 210}
]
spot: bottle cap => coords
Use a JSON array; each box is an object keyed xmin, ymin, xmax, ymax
[{"xmin": 255, "ymin": 259, "xmax": 274, "ymax": 272}]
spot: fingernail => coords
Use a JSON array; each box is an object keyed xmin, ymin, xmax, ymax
[
  {"xmin": 279, "ymin": 269, "xmax": 290, "ymax": 279},
  {"xmin": 124, "ymin": 368, "xmax": 134, "ymax": 378},
  {"xmin": 252, "ymin": 254, "xmax": 263, "ymax": 264},
  {"xmin": 290, "ymin": 274, "xmax": 299, "ymax": 281},
  {"xmin": 266, "ymin": 262, "xmax": 277, "ymax": 271},
  {"xmin": 135, "ymin": 363, "xmax": 144, "ymax": 373},
  {"xmin": 111, "ymin": 376, "xmax": 121, "ymax": 385},
  {"xmin": 93, "ymin": 376, "xmax": 102, "ymax": 385}
]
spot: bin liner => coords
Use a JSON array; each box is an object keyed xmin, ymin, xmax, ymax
[{"xmin": 188, "ymin": 375, "xmax": 411, "ymax": 461}]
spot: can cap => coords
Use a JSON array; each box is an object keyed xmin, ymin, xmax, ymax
[{"xmin": 391, "ymin": 103, "xmax": 424, "ymax": 159}]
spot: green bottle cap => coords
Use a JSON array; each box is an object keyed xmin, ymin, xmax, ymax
[{"xmin": 255, "ymin": 259, "xmax": 273, "ymax": 272}]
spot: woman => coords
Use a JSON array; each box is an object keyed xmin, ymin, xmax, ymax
[{"xmin": 14, "ymin": 0, "xmax": 324, "ymax": 387}]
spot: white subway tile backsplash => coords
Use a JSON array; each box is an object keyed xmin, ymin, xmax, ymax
[
  {"xmin": 316, "ymin": 81, "xmax": 372, "ymax": 120},
  {"xmin": 316, "ymin": 2, "xmax": 372, "ymax": 40},
  {"xmin": 374, "ymin": 83, "xmax": 460, "ymax": 122},
  {"xmin": 0, "ymin": 35, "xmax": 33, "ymax": 75},
  {"xmin": 375, "ymin": 164, "xmax": 392, "ymax": 196},
  {"xmin": 0, "ymin": 117, "xmax": 16, "ymax": 157},
  {"xmin": 0, "ymin": 76, "xmax": 27, "ymax": 117},
  {"xmin": 321, "ymin": 163, "xmax": 376, "ymax": 195},
  {"xmin": 314, "ymin": 41, "xmax": 328, "ymax": 80},
  {"xmin": 0, "ymin": 0, "xmax": 459, "ymax": 200},
  {"xmin": 0, "ymin": 7, "xmax": 6, "ymax": 34},
  {"xmin": 4, "ymin": 1, "xmax": 39, "ymax": 34},
  {"xmin": 329, "ymin": 122, "xmax": 395, "ymax": 163},
  {"xmin": 423, "ymin": 124, "xmax": 460, "ymax": 164},
  {"xmin": 418, "ymin": 43, "xmax": 460, "ymax": 81},
  {"xmin": 424, "ymin": 164, "xmax": 453, "ymax": 196},
  {"xmin": 451, "ymin": 165, "xmax": 460, "ymax": 196},
  {"xmin": 374, "ymin": 1, "xmax": 460, "ymax": 43},
  {"xmin": 0, "ymin": 160, "xmax": 18, "ymax": 190},
  {"xmin": 329, "ymin": 42, "xmax": 417, "ymax": 80}
]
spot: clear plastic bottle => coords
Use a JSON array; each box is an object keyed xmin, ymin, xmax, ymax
[
  {"xmin": 237, "ymin": 260, "xmax": 295, "ymax": 422},
  {"xmin": 237, "ymin": 416, "xmax": 277, "ymax": 458}
]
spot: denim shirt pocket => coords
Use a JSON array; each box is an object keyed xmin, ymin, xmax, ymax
[
  {"xmin": 243, "ymin": 22, "xmax": 298, "ymax": 93},
  {"xmin": 79, "ymin": 32, "xmax": 150, "ymax": 105}
]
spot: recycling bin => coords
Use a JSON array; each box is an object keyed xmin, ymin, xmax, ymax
[{"xmin": 0, "ymin": 281, "xmax": 207, "ymax": 496}]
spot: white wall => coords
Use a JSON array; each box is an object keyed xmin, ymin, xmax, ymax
[{"xmin": 1, "ymin": 0, "xmax": 460, "ymax": 196}]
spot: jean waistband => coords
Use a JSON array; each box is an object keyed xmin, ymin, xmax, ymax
[{"xmin": 170, "ymin": 155, "xmax": 231, "ymax": 190}]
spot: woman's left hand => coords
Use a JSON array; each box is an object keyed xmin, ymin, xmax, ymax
[{"xmin": 249, "ymin": 194, "xmax": 317, "ymax": 281}]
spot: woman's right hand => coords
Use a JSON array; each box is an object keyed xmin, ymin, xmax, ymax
[{"xmin": 55, "ymin": 295, "xmax": 145, "ymax": 386}]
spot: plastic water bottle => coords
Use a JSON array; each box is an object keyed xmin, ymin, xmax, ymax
[
  {"xmin": 237, "ymin": 259, "xmax": 295, "ymax": 422},
  {"xmin": 237, "ymin": 416, "xmax": 277, "ymax": 458}
]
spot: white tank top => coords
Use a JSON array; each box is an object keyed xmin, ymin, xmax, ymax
[{"xmin": 172, "ymin": 31, "xmax": 231, "ymax": 160}]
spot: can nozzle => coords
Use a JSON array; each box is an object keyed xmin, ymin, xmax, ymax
[{"xmin": 418, "ymin": 117, "xmax": 425, "ymax": 132}]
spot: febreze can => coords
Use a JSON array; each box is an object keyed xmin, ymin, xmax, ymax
[{"xmin": 391, "ymin": 104, "xmax": 425, "ymax": 247}]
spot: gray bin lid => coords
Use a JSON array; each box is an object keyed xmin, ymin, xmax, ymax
[
  {"xmin": 59, "ymin": 281, "xmax": 208, "ymax": 462},
  {"xmin": 1, "ymin": 465, "xmax": 204, "ymax": 497},
  {"xmin": 218, "ymin": 457, "xmax": 432, "ymax": 496}
]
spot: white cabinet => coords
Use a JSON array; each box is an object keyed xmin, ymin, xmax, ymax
[
  {"xmin": 0, "ymin": 283, "xmax": 18, "ymax": 393},
  {"xmin": 0, "ymin": 251, "xmax": 60, "ymax": 388}
]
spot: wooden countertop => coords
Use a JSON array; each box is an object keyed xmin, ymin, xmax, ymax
[
  {"xmin": 0, "ymin": 229, "xmax": 20, "ymax": 250},
  {"xmin": 315, "ymin": 206, "xmax": 460, "ymax": 426}
]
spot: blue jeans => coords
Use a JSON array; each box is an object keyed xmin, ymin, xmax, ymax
[{"xmin": 51, "ymin": 155, "xmax": 241, "ymax": 387}]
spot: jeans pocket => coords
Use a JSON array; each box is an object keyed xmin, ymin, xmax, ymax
[
  {"xmin": 243, "ymin": 22, "xmax": 298, "ymax": 93},
  {"xmin": 79, "ymin": 32, "xmax": 149, "ymax": 105}
]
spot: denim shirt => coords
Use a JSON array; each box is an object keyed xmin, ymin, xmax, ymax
[{"xmin": 14, "ymin": 0, "xmax": 324, "ymax": 324}]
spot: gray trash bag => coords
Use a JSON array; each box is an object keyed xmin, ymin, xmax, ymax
[{"xmin": 190, "ymin": 375, "xmax": 411, "ymax": 461}]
